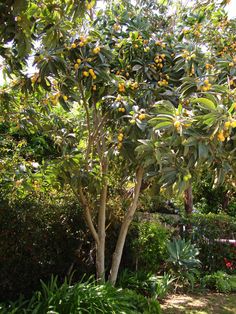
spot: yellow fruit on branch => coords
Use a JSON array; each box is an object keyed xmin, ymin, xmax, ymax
[
  {"xmin": 113, "ymin": 23, "xmax": 121, "ymax": 31},
  {"xmin": 118, "ymin": 83, "xmax": 125, "ymax": 93},
  {"xmin": 224, "ymin": 121, "xmax": 231, "ymax": 129},
  {"xmin": 74, "ymin": 63, "xmax": 79, "ymax": 70},
  {"xmin": 83, "ymin": 71, "xmax": 89, "ymax": 77},
  {"xmin": 217, "ymin": 131, "xmax": 225, "ymax": 141},
  {"xmin": 63, "ymin": 95, "xmax": 68, "ymax": 101},
  {"xmin": 93, "ymin": 47, "xmax": 101, "ymax": 54},
  {"xmin": 118, "ymin": 107, "xmax": 125, "ymax": 112},
  {"xmin": 71, "ymin": 43, "xmax": 77, "ymax": 49},
  {"xmin": 131, "ymin": 82, "xmax": 138, "ymax": 90},
  {"xmin": 138, "ymin": 113, "xmax": 146, "ymax": 120},
  {"xmin": 174, "ymin": 120, "xmax": 181, "ymax": 128},
  {"xmin": 117, "ymin": 133, "xmax": 124, "ymax": 142},
  {"xmin": 231, "ymin": 120, "xmax": 236, "ymax": 128}
]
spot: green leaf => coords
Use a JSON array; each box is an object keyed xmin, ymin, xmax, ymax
[{"xmin": 191, "ymin": 98, "xmax": 216, "ymax": 110}]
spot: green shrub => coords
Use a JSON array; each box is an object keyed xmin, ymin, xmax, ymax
[
  {"xmin": 0, "ymin": 276, "xmax": 161, "ymax": 314},
  {"xmin": 203, "ymin": 271, "xmax": 232, "ymax": 293},
  {"xmin": 118, "ymin": 269, "xmax": 175, "ymax": 300},
  {"xmin": 183, "ymin": 213, "xmax": 236, "ymax": 273},
  {"xmin": 130, "ymin": 221, "xmax": 171, "ymax": 272},
  {"xmin": 0, "ymin": 195, "xmax": 93, "ymax": 300},
  {"xmin": 148, "ymin": 273, "xmax": 175, "ymax": 299}
]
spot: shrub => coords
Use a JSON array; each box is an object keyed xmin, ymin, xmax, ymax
[
  {"xmin": 0, "ymin": 276, "xmax": 161, "ymax": 314},
  {"xmin": 130, "ymin": 220, "xmax": 171, "ymax": 272},
  {"xmin": 202, "ymin": 271, "xmax": 236, "ymax": 293},
  {"xmin": 118, "ymin": 269, "xmax": 175, "ymax": 300},
  {"xmin": 182, "ymin": 213, "xmax": 236, "ymax": 273},
  {"xmin": 0, "ymin": 195, "xmax": 94, "ymax": 300}
]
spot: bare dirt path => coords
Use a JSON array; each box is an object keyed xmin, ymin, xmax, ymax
[{"xmin": 161, "ymin": 293, "xmax": 236, "ymax": 314}]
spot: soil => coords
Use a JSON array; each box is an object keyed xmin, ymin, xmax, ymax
[{"xmin": 161, "ymin": 293, "xmax": 236, "ymax": 314}]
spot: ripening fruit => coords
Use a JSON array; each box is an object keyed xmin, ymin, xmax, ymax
[
  {"xmin": 224, "ymin": 121, "xmax": 231, "ymax": 129},
  {"xmin": 205, "ymin": 63, "xmax": 213, "ymax": 70},
  {"xmin": 74, "ymin": 63, "xmax": 79, "ymax": 70},
  {"xmin": 174, "ymin": 120, "xmax": 181, "ymax": 128},
  {"xmin": 113, "ymin": 23, "xmax": 121, "ymax": 31},
  {"xmin": 83, "ymin": 71, "xmax": 89, "ymax": 77},
  {"xmin": 118, "ymin": 83, "xmax": 125, "ymax": 93},
  {"xmin": 138, "ymin": 113, "xmax": 146, "ymax": 120},
  {"xmin": 88, "ymin": 68, "xmax": 96, "ymax": 79},
  {"xmin": 63, "ymin": 95, "xmax": 68, "ymax": 101},
  {"xmin": 217, "ymin": 131, "xmax": 225, "ymax": 142},
  {"xmin": 116, "ymin": 95, "xmax": 122, "ymax": 101},
  {"xmin": 231, "ymin": 120, "xmax": 236, "ymax": 128},
  {"xmin": 131, "ymin": 82, "xmax": 138, "ymax": 90},
  {"xmin": 117, "ymin": 133, "xmax": 124, "ymax": 142},
  {"xmin": 76, "ymin": 58, "xmax": 82, "ymax": 64},
  {"xmin": 92, "ymin": 85, "xmax": 97, "ymax": 91},
  {"xmin": 71, "ymin": 43, "xmax": 77, "ymax": 49},
  {"xmin": 118, "ymin": 107, "xmax": 125, "ymax": 112},
  {"xmin": 183, "ymin": 174, "xmax": 191, "ymax": 182},
  {"xmin": 93, "ymin": 47, "xmax": 101, "ymax": 54},
  {"xmin": 130, "ymin": 119, "xmax": 136, "ymax": 124}
]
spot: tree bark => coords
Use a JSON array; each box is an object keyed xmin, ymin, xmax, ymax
[
  {"xmin": 184, "ymin": 185, "xmax": 193, "ymax": 215},
  {"xmin": 96, "ymin": 178, "xmax": 107, "ymax": 281},
  {"xmin": 108, "ymin": 166, "xmax": 144, "ymax": 285}
]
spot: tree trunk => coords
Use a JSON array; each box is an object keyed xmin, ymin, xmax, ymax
[
  {"xmin": 222, "ymin": 190, "xmax": 229, "ymax": 211},
  {"xmin": 96, "ymin": 181, "xmax": 107, "ymax": 281},
  {"xmin": 108, "ymin": 166, "xmax": 144, "ymax": 285},
  {"xmin": 184, "ymin": 185, "xmax": 193, "ymax": 215}
]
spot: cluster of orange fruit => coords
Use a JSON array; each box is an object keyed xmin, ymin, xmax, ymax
[
  {"xmin": 118, "ymin": 107, "xmax": 125, "ymax": 113},
  {"xmin": 200, "ymin": 79, "xmax": 212, "ymax": 92},
  {"xmin": 158, "ymin": 79, "xmax": 168, "ymax": 87},
  {"xmin": 118, "ymin": 83, "xmax": 125, "ymax": 93},
  {"xmin": 130, "ymin": 82, "xmax": 139, "ymax": 90},
  {"xmin": 117, "ymin": 132, "xmax": 124, "ymax": 149},
  {"xmin": 157, "ymin": 73, "xmax": 169, "ymax": 87},
  {"xmin": 205, "ymin": 63, "xmax": 213, "ymax": 70},
  {"xmin": 154, "ymin": 54, "xmax": 165, "ymax": 69},
  {"xmin": 174, "ymin": 120, "xmax": 181, "ymax": 129},
  {"xmin": 181, "ymin": 50, "xmax": 196, "ymax": 61},
  {"xmin": 155, "ymin": 40, "xmax": 166, "ymax": 48},
  {"xmin": 217, "ymin": 118, "xmax": 236, "ymax": 141}
]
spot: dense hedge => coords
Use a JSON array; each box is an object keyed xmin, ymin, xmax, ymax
[
  {"xmin": 183, "ymin": 213, "xmax": 236, "ymax": 273},
  {"xmin": 0, "ymin": 195, "xmax": 94, "ymax": 300}
]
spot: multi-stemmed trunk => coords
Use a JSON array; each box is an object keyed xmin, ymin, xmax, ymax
[
  {"xmin": 75, "ymin": 166, "xmax": 144, "ymax": 284},
  {"xmin": 108, "ymin": 166, "xmax": 144, "ymax": 284}
]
